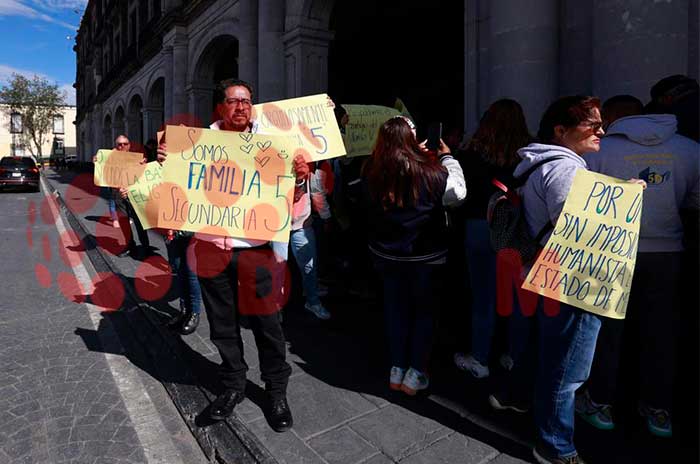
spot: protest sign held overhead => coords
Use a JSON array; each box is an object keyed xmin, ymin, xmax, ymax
[
  {"xmin": 522, "ymin": 170, "xmax": 644, "ymax": 319},
  {"xmin": 343, "ymin": 104, "xmax": 401, "ymax": 157},
  {"xmin": 93, "ymin": 150, "xmax": 144, "ymax": 188},
  {"xmin": 252, "ymin": 94, "xmax": 346, "ymax": 162},
  {"xmin": 156, "ymin": 125, "xmax": 297, "ymax": 242},
  {"xmin": 124, "ymin": 161, "xmax": 164, "ymax": 230}
]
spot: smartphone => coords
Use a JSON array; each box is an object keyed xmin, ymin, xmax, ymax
[{"xmin": 426, "ymin": 122, "xmax": 442, "ymax": 151}]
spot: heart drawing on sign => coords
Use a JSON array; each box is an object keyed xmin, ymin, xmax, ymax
[
  {"xmin": 256, "ymin": 140, "xmax": 272, "ymax": 152},
  {"xmin": 240, "ymin": 144, "xmax": 254, "ymax": 154},
  {"xmin": 254, "ymin": 156, "xmax": 271, "ymax": 168},
  {"xmin": 239, "ymin": 133, "xmax": 254, "ymax": 142}
]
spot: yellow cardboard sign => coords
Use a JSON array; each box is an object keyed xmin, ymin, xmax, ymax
[
  {"xmin": 343, "ymin": 104, "xmax": 401, "ymax": 157},
  {"xmin": 522, "ymin": 170, "xmax": 643, "ymax": 319},
  {"xmin": 93, "ymin": 150, "xmax": 144, "ymax": 188},
  {"xmin": 125, "ymin": 161, "xmax": 163, "ymax": 230},
  {"xmin": 156, "ymin": 125, "xmax": 297, "ymax": 242},
  {"xmin": 252, "ymin": 94, "xmax": 346, "ymax": 162}
]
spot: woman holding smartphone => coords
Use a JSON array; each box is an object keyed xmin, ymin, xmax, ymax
[{"xmin": 362, "ymin": 116, "xmax": 466, "ymax": 395}]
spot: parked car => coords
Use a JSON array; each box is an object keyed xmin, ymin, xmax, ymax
[{"xmin": 0, "ymin": 156, "xmax": 40, "ymax": 192}]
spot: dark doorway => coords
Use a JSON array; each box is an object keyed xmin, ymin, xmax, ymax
[{"xmin": 328, "ymin": 0, "xmax": 464, "ymax": 138}]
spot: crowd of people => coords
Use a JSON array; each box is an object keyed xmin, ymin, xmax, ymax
[{"xmin": 94, "ymin": 75, "xmax": 698, "ymax": 464}]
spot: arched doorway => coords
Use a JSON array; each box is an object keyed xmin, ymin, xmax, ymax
[
  {"xmin": 127, "ymin": 95, "xmax": 144, "ymax": 146},
  {"xmin": 328, "ymin": 0, "xmax": 464, "ymax": 139},
  {"xmin": 191, "ymin": 35, "xmax": 239, "ymax": 126},
  {"xmin": 103, "ymin": 114, "xmax": 112, "ymax": 148},
  {"xmin": 147, "ymin": 77, "xmax": 165, "ymax": 136},
  {"xmin": 113, "ymin": 106, "xmax": 125, "ymax": 138}
]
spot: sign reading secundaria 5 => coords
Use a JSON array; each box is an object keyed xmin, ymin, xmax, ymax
[{"xmin": 156, "ymin": 125, "xmax": 298, "ymax": 243}]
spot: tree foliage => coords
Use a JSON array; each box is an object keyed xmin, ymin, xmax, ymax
[{"xmin": 0, "ymin": 73, "xmax": 66, "ymax": 157}]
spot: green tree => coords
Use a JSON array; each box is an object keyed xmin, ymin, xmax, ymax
[{"xmin": 0, "ymin": 73, "xmax": 66, "ymax": 159}]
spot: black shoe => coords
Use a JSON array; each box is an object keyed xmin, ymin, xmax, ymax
[
  {"xmin": 488, "ymin": 390, "xmax": 530, "ymax": 413},
  {"xmin": 166, "ymin": 307, "xmax": 189, "ymax": 328},
  {"xmin": 210, "ymin": 390, "xmax": 245, "ymax": 421},
  {"xmin": 267, "ymin": 397, "xmax": 293, "ymax": 432},
  {"xmin": 180, "ymin": 312, "xmax": 200, "ymax": 335}
]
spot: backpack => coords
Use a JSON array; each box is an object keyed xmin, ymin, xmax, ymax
[{"xmin": 486, "ymin": 157, "xmax": 564, "ymax": 265}]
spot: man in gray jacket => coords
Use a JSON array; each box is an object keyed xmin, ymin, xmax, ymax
[{"xmin": 580, "ymin": 98, "xmax": 700, "ymax": 438}]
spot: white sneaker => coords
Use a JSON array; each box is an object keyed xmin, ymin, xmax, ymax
[
  {"xmin": 389, "ymin": 366, "xmax": 405, "ymax": 391},
  {"xmin": 454, "ymin": 353, "xmax": 490, "ymax": 378},
  {"xmin": 304, "ymin": 302, "xmax": 331, "ymax": 320},
  {"xmin": 400, "ymin": 367, "xmax": 429, "ymax": 396}
]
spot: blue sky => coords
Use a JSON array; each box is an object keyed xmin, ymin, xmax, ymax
[{"xmin": 0, "ymin": 0, "xmax": 86, "ymax": 105}]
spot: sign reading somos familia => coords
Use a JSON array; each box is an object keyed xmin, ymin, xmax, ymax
[
  {"xmin": 522, "ymin": 170, "xmax": 644, "ymax": 319},
  {"xmin": 252, "ymin": 94, "xmax": 346, "ymax": 162},
  {"xmin": 156, "ymin": 125, "xmax": 297, "ymax": 243}
]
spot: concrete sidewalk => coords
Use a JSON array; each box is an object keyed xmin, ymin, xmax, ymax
[
  {"xmin": 44, "ymin": 167, "xmax": 698, "ymax": 464},
  {"xmin": 43, "ymin": 167, "xmax": 532, "ymax": 464}
]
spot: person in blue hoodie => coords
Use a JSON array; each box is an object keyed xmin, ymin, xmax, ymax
[
  {"xmin": 491, "ymin": 96, "xmax": 606, "ymax": 464},
  {"xmin": 578, "ymin": 96, "xmax": 700, "ymax": 438}
]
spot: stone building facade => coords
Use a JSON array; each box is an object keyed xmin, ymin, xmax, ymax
[{"xmin": 75, "ymin": 0, "xmax": 698, "ymax": 160}]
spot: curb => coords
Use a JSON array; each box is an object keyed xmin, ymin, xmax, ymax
[{"xmin": 43, "ymin": 172, "xmax": 278, "ymax": 464}]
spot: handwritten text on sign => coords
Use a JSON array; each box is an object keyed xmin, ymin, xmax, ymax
[
  {"xmin": 124, "ymin": 161, "xmax": 163, "ymax": 230},
  {"xmin": 156, "ymin": 125, "xmax": 297, "ymax": 242},
  {"xmin": 252, "ymin": 94, "xmax": 346, "ymax": 162},
  {"xmin": 343, "ymin": 104, "xmax": 401, "ymax": 157},
  {"xmin": 93, "ymin": 150, "xmax": 144, "ymax": 188},
  {"xmin": 522, "ymin": 170, "xmax": 644, "ymax": 319}
]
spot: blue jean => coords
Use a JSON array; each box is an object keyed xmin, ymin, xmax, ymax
[
  {"xmin": 101, "ymin": 187, "xmax": 117, "ymax": 221},
  {"xmin": 375, "ymin": 257, "xmax": 440, "ymax": 372},
  {"xmin": 465, "ymin": 219, "xmax": 497, "ymax": 363},
  {"xmin": 166, "ymin": 233, "xmax": 202, "ymax": 314},
  {"xmin": 534, "ymin": 303, "xmax": 600, "ymax": 458},
  {"xmin": 289, "ymin": 226, "xmax": 321, "ymax": 306}
]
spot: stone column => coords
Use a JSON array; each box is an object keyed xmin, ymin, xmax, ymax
[
  {"xmin": 464, "ymin": 0, "xmax": 491, "ymax": 137},
  {"xmin": 282, "ymin": 26, "xmax": 334, "ymax": 97},
  {"xmin": 187, "ymin": 86, "xmax": 214, "ymax": 127},
  {"xmin": 593, "ymin": 0, "xmax": 690, "ymax": 101},
  {"xmin": 162, "ymin": 45, "xmax": 174, "ymax": 121},
  {"xmin": 238, "ymin": 0, "xmax": 259, "ymax": 92},
  {"xmin": 170, "ymin": 26, "xmax": 189, "ymax": 117},
  {"xmin": 489, "ymin": 0, "xmax": 558, "ymax": 130},
  {"xmin": 690, "ymin": 0, "xmax": 699, "ymax": 80},
  {"xmin": 560, "ymin": 0, "xmax": 593, "ymax": 96},
  {"xmin": 257, "ymin": 0, "xmax": 285, "ymax": 102},
  {"xmin": 162, "ymin": 26, "xmax": 188, "ymax": 122}
]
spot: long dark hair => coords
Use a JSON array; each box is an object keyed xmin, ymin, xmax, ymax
[
  {"xmin": 364, "ymin": 117, "xmax": 445, "ymax": 209},
  {"xmin": 467, "ymin": 99, "xmax": 531, "ymax": 167}
]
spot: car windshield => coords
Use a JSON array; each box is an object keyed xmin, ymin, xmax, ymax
[{"xmin": 0, "ymin": 157, "xmax": 36, "ymax": 168}]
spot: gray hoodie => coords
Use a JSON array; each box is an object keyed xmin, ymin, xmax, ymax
[
  {"xmin": 514, "ymin": 143, "xmax": 588, "ymax": 245},
  {"xmin": 586, "ymin": 114, "xmax": 700, "ymax": 252}
]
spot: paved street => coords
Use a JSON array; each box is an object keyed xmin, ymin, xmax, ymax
[
  {"xmin": 0, "ymin": 168, "xmax": 695, "ymax": 464},
  {"xmin": 0, "ymin": 177, "xmax": 208, "ymax": 464}
]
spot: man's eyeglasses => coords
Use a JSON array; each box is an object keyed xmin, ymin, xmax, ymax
[
  {"xmin": 225, "ymin": 98, "xmax": 252, "ymax": 107},
  {"xmin": 116, "ymin": 142, "xmax": 130, "ymax": 147}
]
